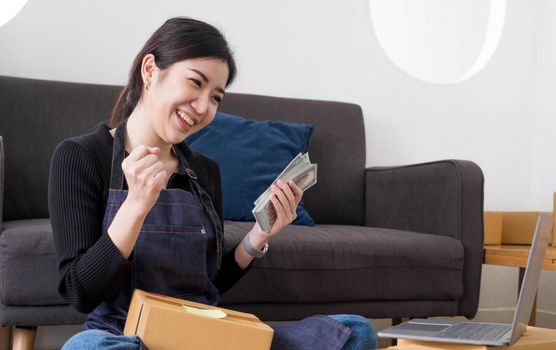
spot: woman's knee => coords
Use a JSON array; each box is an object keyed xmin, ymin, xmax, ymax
[
  {"xmin": 62, "ymin": 329, "xmax": 141, "ymax": 350},
  {"xmin": 329, "ymin": 314, "xmax": 377, "ymax": 350}
]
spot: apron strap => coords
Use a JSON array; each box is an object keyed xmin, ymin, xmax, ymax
[
  {"xmin": 109, "ymin": 119, "xmax": 128, "ymax": 190},
  {"xmin": 173, "ymin": 145, "xmax": 224, "ymax": 270}
]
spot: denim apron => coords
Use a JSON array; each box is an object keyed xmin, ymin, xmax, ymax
[
  {"xmin": 85, "ymin": 119, "xmax": 222, "ymax": 334},
  {"xmin": 83, "ymin": 120, "xmax": 357, "ymax": 349}
]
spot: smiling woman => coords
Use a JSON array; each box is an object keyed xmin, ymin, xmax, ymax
[
  {"xmin": 124, "ymin": 56, "xmax": 229, "ymax": 146},
  {"xmin": 48, "ymin": 16, "xmax": 375, "ymax": 350}
]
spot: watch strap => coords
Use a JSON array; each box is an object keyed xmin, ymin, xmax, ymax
[{"xmin": 241, "ymin": 234, "xmax": 268, "ymax": 258}]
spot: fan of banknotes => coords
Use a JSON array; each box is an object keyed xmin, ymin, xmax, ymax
[{"xmin": 252, "ymin": 153, "xmax": 318, "ymax": 232}]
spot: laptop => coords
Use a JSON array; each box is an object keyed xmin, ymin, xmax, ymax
[{"xmin": 378, "ymin": 212, "xmax": 553, "ymax": 346}]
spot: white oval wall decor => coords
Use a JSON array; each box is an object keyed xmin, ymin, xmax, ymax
[
  {"xmin": 369, "ymin": 0, "xmax": 507, "ymax": 84},
  {"xmin": 0, "ymin": 0, "xmax": 28, "ymax": 27}
]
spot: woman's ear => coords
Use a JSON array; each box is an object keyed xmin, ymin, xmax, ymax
[{"xmin": 141, "ymin": 54, "xmax": 156, "ymax": 90}]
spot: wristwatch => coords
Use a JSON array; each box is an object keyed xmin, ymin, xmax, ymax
[{"xmin": 241, "ymin": 234, "xmax": 269, "ymax": 258}]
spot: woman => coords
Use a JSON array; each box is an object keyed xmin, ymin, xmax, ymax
[{"xmin": 49, "ymin": 17, "xmax": 375, "ymax": 349}]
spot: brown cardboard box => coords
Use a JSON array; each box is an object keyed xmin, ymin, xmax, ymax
[
  {"xmin": 553, "ymin": 193, "xmax": 556, "ymax": 246},
  {"xmin": 502, "ymin": 211, "xmax": 556, "ymax": 245},
  {"xmin": 500, "ymin": 212, "xmax": 543, "ymax": 245},
  {"xmin": 484, "ymin": 211, "xmax": 554, "ymax": 246},
  {"xmin": 124, "ymin": 289, "xmax": 273, "ymax": 350},
  {"xmin": 484, "ymin": 212, "xmax": 503, "ymax": 245}
]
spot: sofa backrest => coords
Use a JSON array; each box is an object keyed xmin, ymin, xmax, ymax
[
  {"xmin": 219, "ymin": 94, "xmax": 365, "ymax": 225},
  {"xmin": 0, "ymin": 76, "xmax": 365, "ymax": 225},
  {"xmin": 0, "ymin": 76, "xmax": 121, "ymax": 222}
]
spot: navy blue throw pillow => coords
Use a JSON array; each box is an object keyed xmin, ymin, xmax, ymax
[{"xmin": 187, "ymin": 112, "xmax": 315, "ymax": 227}]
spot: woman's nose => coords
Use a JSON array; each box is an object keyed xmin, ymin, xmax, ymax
[{"xmin": 190, "ymin": 94, "xmax": 209, "ymax": 116}]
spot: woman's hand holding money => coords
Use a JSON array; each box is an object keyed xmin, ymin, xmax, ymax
[
  {"xmin": 258, "ymin": 179, "xmax": 303, "ymax": 236},
  {"xmin": 236, "ymin": 180, "xmax": 303, "ymax": 268}
]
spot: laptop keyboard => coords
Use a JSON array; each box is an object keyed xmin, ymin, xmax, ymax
[{"xmin": 435, "ymin": 323, "xmax": 512, "ymax": 341}]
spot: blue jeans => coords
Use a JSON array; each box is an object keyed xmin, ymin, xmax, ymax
[
  {"xmin": 329, "ymin": 315, "xmax": 376, "ymax": 350},
  {"xmin": 63, "ymin": 315, "xmax": 376, "ymax": 350},
  {"xmin": 62, "ymin": 330, "xmax": 141, "ymax": 350}
]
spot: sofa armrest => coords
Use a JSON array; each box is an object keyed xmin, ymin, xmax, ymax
[
  {"xmin": 0, "ymin": 135, "xmax": 4, "ymax": 226},
  {"xmin": 365, "ymin": 159, "xmax": 484, "ymax": 318}
]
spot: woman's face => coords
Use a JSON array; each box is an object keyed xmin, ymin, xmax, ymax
[{"xmin": 144, "ymin": 57, "xmax": 229, "ymax": 145}]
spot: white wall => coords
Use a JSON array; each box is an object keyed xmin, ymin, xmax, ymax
[
  {"xmin": 531, "ymin": 0, "xmax": 556, "ymax": 210},
  {"xmin": 1, "ymin": 0, "xmax": 555, "ymax": 346},
  {"xmin": 2, "ymin": 0, "xmax": 554, "ymax": 210},
  {"xmin": 530, "ymin": 0, "xmax": 556, "ymax": 327}
]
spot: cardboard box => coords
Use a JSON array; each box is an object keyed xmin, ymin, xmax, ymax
[
  {"xmin": 500, "ymin": 212, "xmax": 542, "ymax": 245},
  {"xmin": 484, "ymin": 211, "xmax": 554, "ymax": 246},
  {"xmin": 553, "ymin": 193, "xmax": 556, "ymax": 246},
  {"xmin": 484, "ymin": 212, "xmax": 503, "ymax": 245},
  {"xmin": 124, "ymin": 290, "xmax": 273, "ymax": 350}
]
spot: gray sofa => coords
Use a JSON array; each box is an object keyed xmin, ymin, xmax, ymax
[{"xmin": 0, "ymin": 75, "xmax": 484, "ymax": 344}]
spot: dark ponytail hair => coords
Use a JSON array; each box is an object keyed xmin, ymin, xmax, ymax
[{"xmin": 110, "ymin": 17, "xmax": 237, "ymax": 127}]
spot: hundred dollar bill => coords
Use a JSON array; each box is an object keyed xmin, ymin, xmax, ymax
[
  {"xmin": 254, "ymin": 153, "xmax": 311, "ymax": 206},
  {"xmin": 254, "ymin": 153, "xmax": 304, "ymax": 206},
  {"xmin": 290, "ymin": 163, "xmax": 317, "ymax": 191},
  {"xmin": 252, "ymin": 153, "xmax": 317, "ymax": 232}
]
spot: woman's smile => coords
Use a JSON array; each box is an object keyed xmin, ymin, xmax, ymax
[
  {"xmin": 175, "ymin": 108, "xmax": 198, "ymax": 134},
  {"xmin": 176, "ymin": 109, "xmax": 197, "ymax": 127}
]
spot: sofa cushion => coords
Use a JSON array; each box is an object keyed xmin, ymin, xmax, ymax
[
  {"xmin": 187, "ymin": 111, "xmax": 315, "ymax": 226},
  {"xmin": 220, "ymin": 221, "xmax": 464, "ymax": 304},
  {"xmin": 0, "ymin": 219, "xmax": 66, "ymax": 306},
  {"xmin": 218, "ymin": 93, "xmax": 366, "ymax": 226},
  {"xmin": 0, "ymin": 304, "xmax": 87, "ymax": 327}
]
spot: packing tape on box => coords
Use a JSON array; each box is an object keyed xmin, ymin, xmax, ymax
[{"xmin": 182, "ymin": 305, "xmax": 227, "ymax": 319}]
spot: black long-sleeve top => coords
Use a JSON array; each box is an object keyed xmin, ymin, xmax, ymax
[{"xmin": 48, "ymin": 122, "xmax": 248, "ymax": 314}]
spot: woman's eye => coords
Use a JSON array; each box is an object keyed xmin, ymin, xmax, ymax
[
  {"xmin": 190, "ymin": 79, "xmax": 202, "ymax": 87},
  {"xmin": 213, "ymin": 96, "xmax": 222, "ymax": 104}
]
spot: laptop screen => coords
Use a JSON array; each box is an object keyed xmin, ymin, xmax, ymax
[{"xmin": 508, "ymin": 212, "xmax": 552, "ymax": 344}]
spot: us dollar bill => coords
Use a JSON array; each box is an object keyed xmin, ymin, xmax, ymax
[
  {"xmin": 253, "ymin": 153, "xmax": 304, "ymax": 206},
  {"xmin": 252, "ymin": 153, "xmax": 317, "ymax": 232},
  {"xmin": 290, "ymin": 163, "xmax": 317, "ymax": 191}
]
